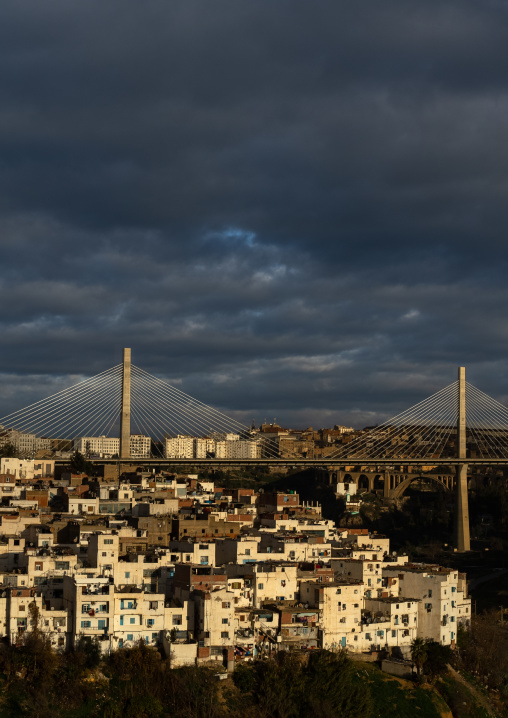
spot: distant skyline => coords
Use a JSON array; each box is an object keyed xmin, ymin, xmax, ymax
[{"xmin": 1, "ymin": 1, "xmax": 508, "ymax": 428}]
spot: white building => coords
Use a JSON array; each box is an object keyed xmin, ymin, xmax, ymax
[
  {"xmin": 74, "ymin": 436, "xmax": 120, "ymax": 458},
  {"xmin": 382, "ymin": 564, "xmax": 470, "ymax": 647},
  {"xmin": 0, "ymin": 458, "xmax": 38, "ymax": 480},
  {"xmin": 73, "ymin": 434, "xmax": 150, "ymax": 458},
  {"xmin": 300, "ymin": 580, "xmax": 363, "ymax": 650},
  {"xmin": 215, "ymin": 439, "xmax": 261, "ymax": 459},
  {"xmin": 130, "ymin": 434, "xmax": 151, "ymax": 458},
  {"xmin": 165, "ymin": 435, "xmax": 194, "ymax": 459},
  {"xmin": 0, "ymin": 428, "xmax": 51, "ymax": 457}
]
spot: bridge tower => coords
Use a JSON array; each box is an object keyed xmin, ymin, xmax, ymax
[
  {"xmin": 120, "ymin": 348, "xmax": 131, "ymax": 459},
  {"xmin": 455, "ymin": 366, "xmax": 470, "ymax": 551}
]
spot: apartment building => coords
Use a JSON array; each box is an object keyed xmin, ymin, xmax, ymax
[
  {"xmin": 0, "ymin": 472, "xmax": 472, "ymax": 664},
  {"xmin": 382, "ymin": 564, "xmax": 465, "ymax": 646}
]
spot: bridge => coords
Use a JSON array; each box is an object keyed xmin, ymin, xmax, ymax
[{"xmin": 3, "ymin": 349, "xmax": 508, "ymax": 552}]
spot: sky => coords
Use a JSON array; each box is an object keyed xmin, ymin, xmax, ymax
[{"xmin": 1, "ymin": 0, "xmax": 508, "ymax": 430}]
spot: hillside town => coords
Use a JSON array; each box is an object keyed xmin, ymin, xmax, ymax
[{"xmin": 0, "ymin": 455, "xmax": 471, "ymax": 669}]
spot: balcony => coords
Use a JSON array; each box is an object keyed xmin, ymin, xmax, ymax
[{"xmin": 81, "ymin": 586, "xmax": 110, "ymax": 596}]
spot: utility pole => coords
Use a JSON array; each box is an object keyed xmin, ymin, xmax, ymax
[
  {"xmin": 455, "ymin": 366, "xmax": 470, "ymax": 551},
  {"xmin": 120, "ymin": 348, "xmax": 131, "ymax": 460}
]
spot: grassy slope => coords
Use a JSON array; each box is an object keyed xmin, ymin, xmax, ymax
[{"xmin": 354, "ymin": 662, "xmax": 496, "ymax": 718}]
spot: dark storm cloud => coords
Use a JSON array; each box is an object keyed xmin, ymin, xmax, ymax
[{"xmin": 1, "ymin": 0, "xmax": 508, "ymax": 427}]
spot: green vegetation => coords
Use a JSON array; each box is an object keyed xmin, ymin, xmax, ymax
[
  {"xmin": 0, "ymin": 635, "xmax": 467, "ymax": 718},
  {"xmin": 0, "ymin": 442, "xmax": 18, "ymax": 458},
  {"xmin": 435, "ymin": 675, "xmax": 491, "ymax": 718},
  {"xmin": 357, "ymin": 663, "xmax": 445, "ymax": 718},
  {"xmin": 231, "ymin": 650, "xmax": 372, "ymax": 717},
  {"xmin": 410, "ymin": 638, "xmax": 452, "ymax": 682},
  {"xmin": 455, "ymin": 612, "xmax": 508, "ymax": 701},
  {"xmin": 69, "ymin": 450, "xmax": 95, "ymax": 477}
]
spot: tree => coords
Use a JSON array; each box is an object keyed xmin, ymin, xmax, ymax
[
  {"xmin": 70, "ymin": 450, "xmax": 94, "ymax": 476},
  {"xmin": 0, "ymin": 441, "xmax": 18, "ymax": 458},
  {"xmin": 411, "ymin": 637, "xmax": 428, "ymax": 677},
  {"xmin": 422, "ymin": 639, "xmax": 451, "ymax": 681},
  {"xmin": 303, "ymin": 650, "xmax": 372, "ymax": 717},
  {"xmin": 232, "ymin": 651, "xmax": 372, "ymax": 718}
]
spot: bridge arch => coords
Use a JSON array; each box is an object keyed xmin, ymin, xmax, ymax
[
  {"xmin": 390, "ymin": 474, "xmax": 452, "ymax": 499},
  {"xmin": 358, "ymin": 474, "xmax": 370, "ymax": 492}
]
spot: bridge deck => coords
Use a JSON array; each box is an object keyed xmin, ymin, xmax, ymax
[{"xmin": 54, "ymin": 457, "xmax": 508, "ymax": 467}]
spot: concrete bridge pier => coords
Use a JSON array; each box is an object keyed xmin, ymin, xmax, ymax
[
  {"xmin": 455, "ymin": 367, "xmax": 470, "ymax": 552},
  {"xmin": 120, "ymin": 348, "xmax": 131, "ymax": 460}
]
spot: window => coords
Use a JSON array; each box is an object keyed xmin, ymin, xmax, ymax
[
  {"xmin": 245, "ymin": 549, "xmax": 251, "ymax": 556},
  {"xmin": 104, "ymin": 539, "xmax": 113, "ymax": 545},
  {"xmin": 258, "ymin": 584, "xmax": 264, "ymax": 589},
  {"xmin": 428, "ymin": 590, "xmax": 432, "ymax": 598},
  {"xmin": 222, "ymin": 602, "xmax": 231, "ymax": 608},
  {"xmin": 98, "ymin": 619, "xmax": 106, "ymax": 629},
  {"xmin": 55, "ymin": 561, "xmax": 70, "ymax": 570},
  {"xmin": 127, "ymin": 634, "xmax": 133, "ymax": 641},
  {"xmin": 81, "ymin": 621, "xmax": 91, "ymax": 628},
  {"xmin": 102, "ymin": 552, "xmax": 107, "ymax": 557},
  {"xmin": 221, "ymin": 631, "xmax": 229, "ymax": 638},
  {"xmin": 222, "ymin": 618, "xmax": 228, "ymax": 624},
  {"xmin": 391, "ymin": 630, "xmax": 396, "ymax": 637},
  {"xmin": 172, "ymin": 616, "xmax": 182, "ymax": 625},
  {"xmin": 120, "ymin": 616, "xmax": 124, "ymax": 626},
  {"xmin": 130, "ymin": 617, "xmax": 135, "ymax": 624},
  {"xmin": 125, "ymin": 572, "xmax": 130, "ymax": 579},
  {"xmin": 147, "ymin": 619, "xmax": 154, "ymax": 627}
]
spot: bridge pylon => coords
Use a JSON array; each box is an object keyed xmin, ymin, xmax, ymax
[
  {"xmin": 455, "ymin": 366, "xmax": 470, "ymax": 551},
  {"xmin": 120, "ymin": 348, "xmax": 131, "ymax": 459}
]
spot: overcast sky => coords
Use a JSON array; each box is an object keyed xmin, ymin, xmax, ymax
[{"xmin": 1, "ymin": 0, "xmax": 508, "ymax": 430}]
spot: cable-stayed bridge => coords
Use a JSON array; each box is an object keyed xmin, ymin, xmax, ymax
[{"xmin": 3, "ymin": 349, "xmax": 508, "ymax": 551}]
